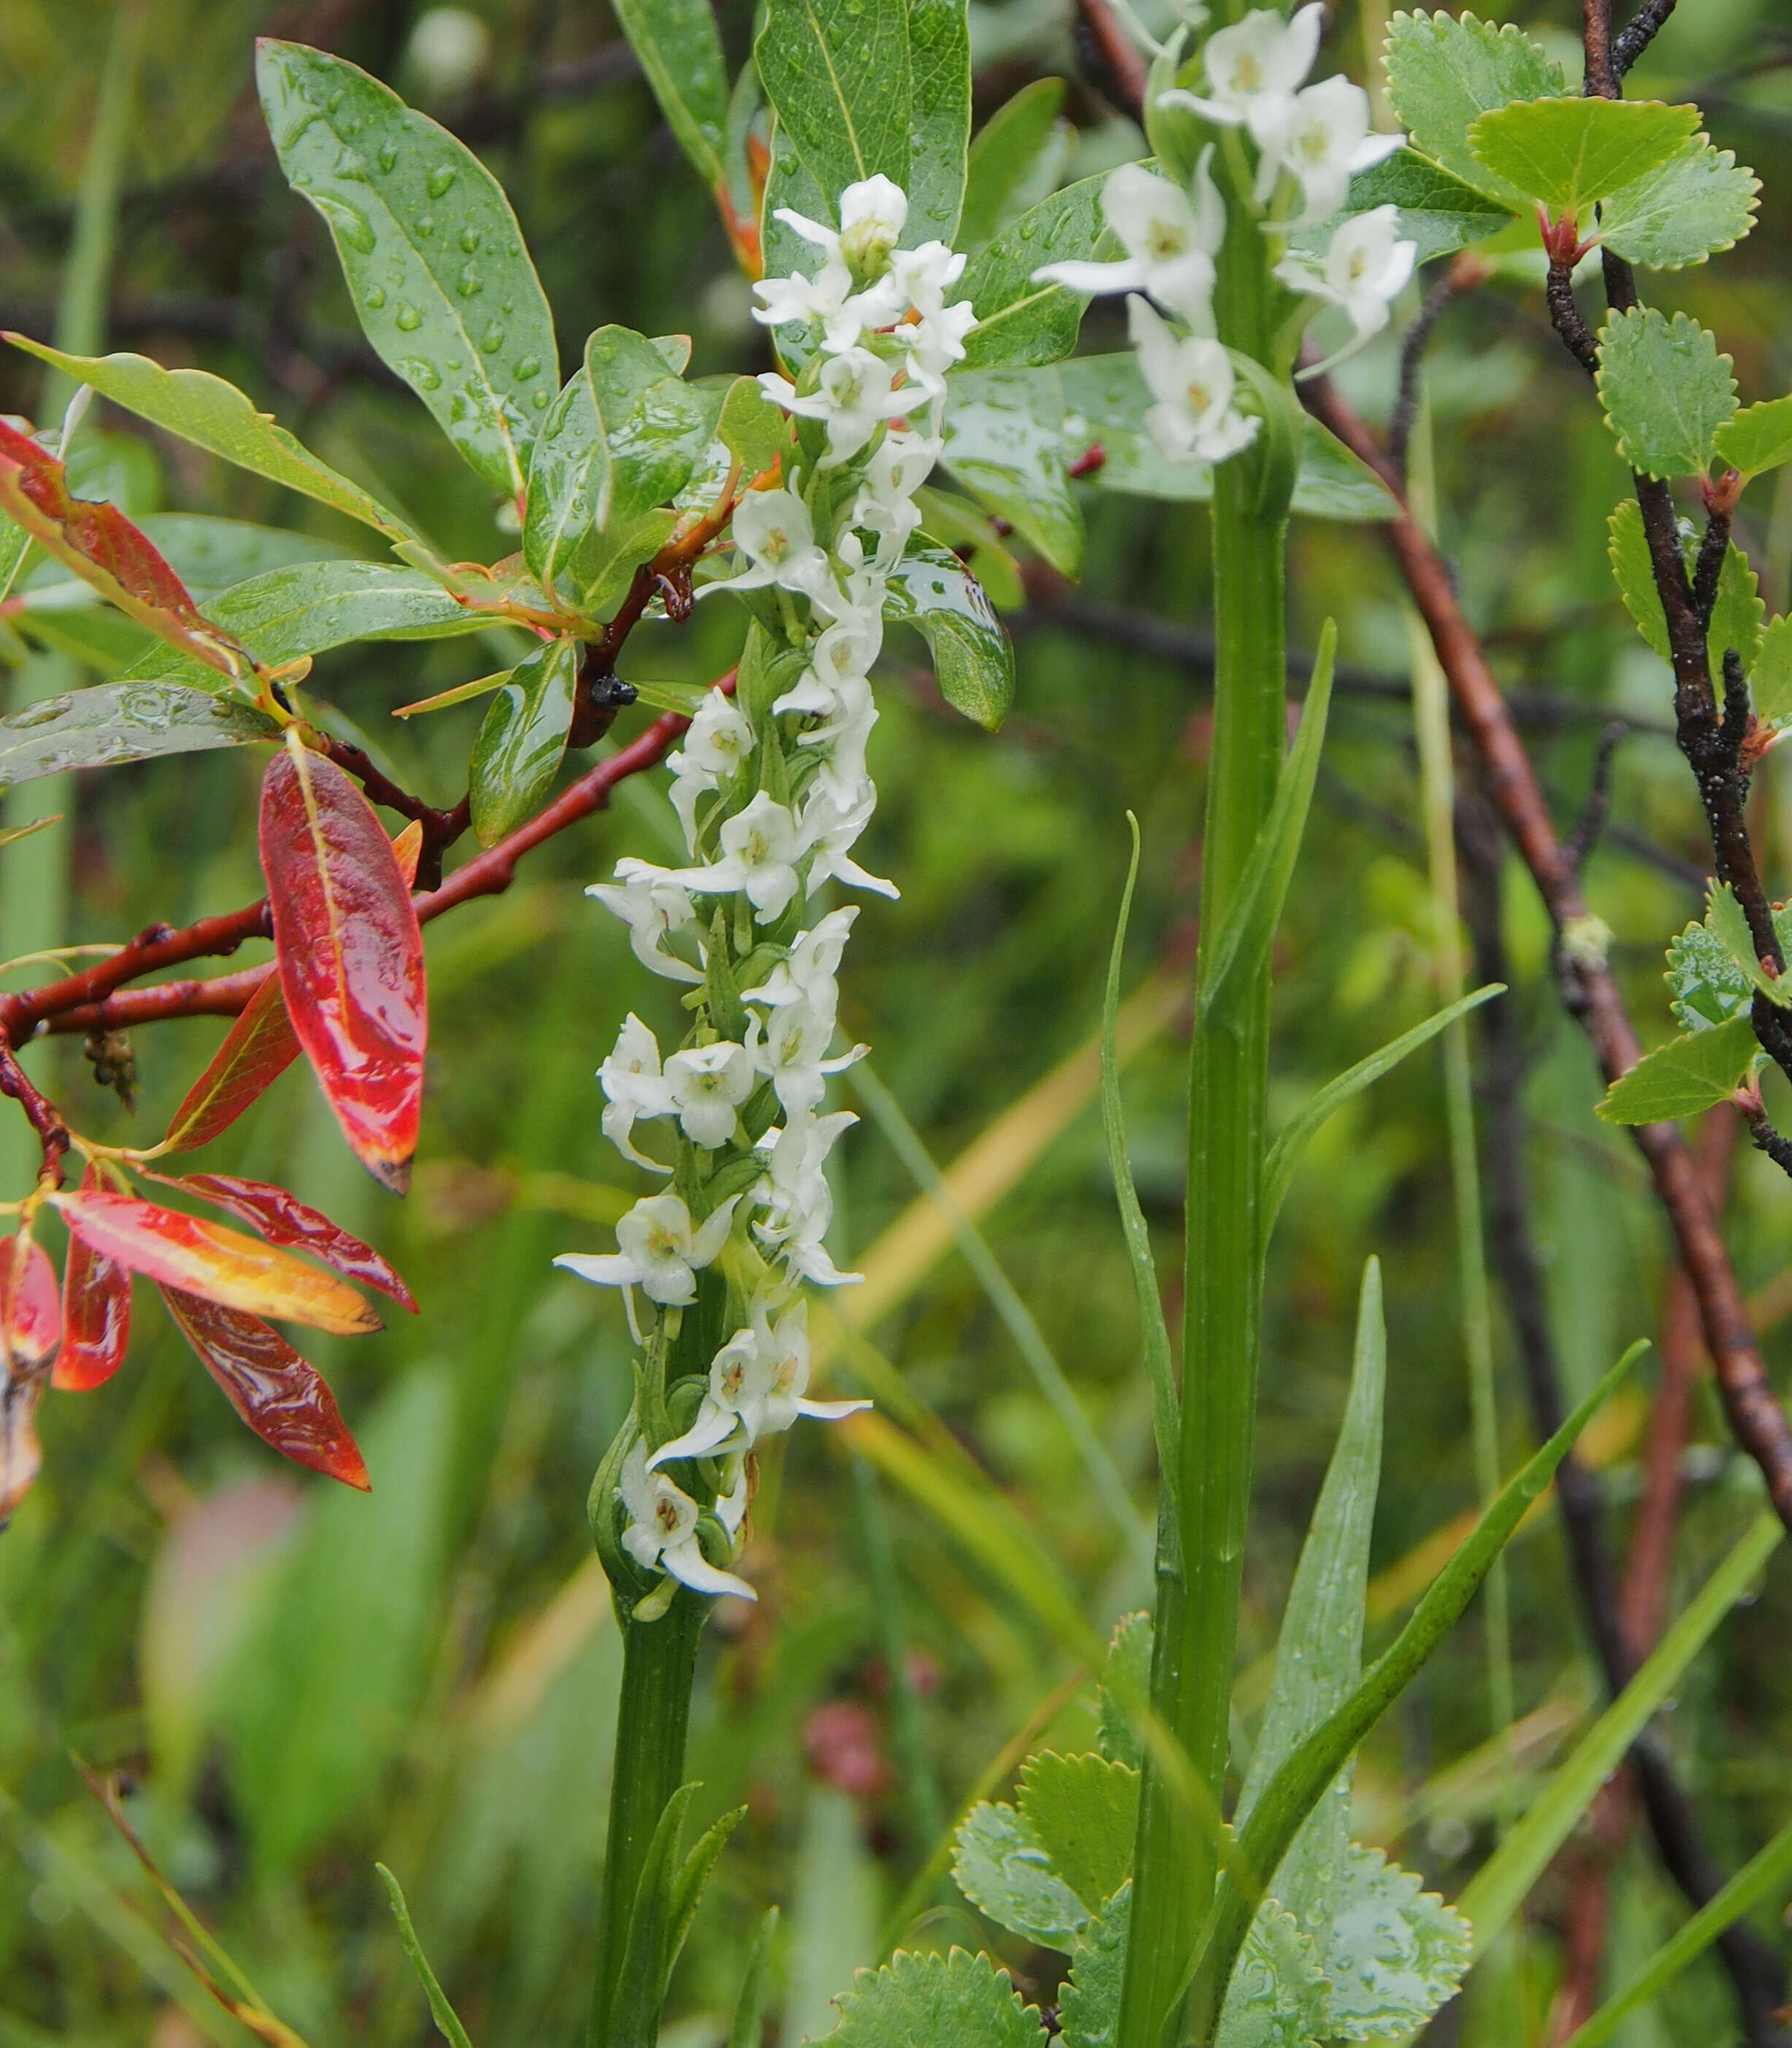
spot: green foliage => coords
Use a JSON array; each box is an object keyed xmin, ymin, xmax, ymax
[
  {"xmin": 0, "ymin": 680, "xmax": 275, "ymax": 787},
  {"xmin": 826, "ymin": 1947, "xmax": 1047, "ymax": 2047},
  {"xmin": 939, "ymin": 368, "xmax": 1082, "ymax": 577},
  {"xmin": 609, "ymin": 0, "xmax": 729, "ymax": 189},
  {"xmin": 1607, "ymin": 498, "xmax": 1670, "ymax": 659},
  {"xmin": 1596, "ymin": 308, "xmax": 1737, "ymax": 480},
  {"xmin": 1604, "ymin": 496, "xmax": 1757, "ymax": 678},
  {"xmin": 1306, "ymin": 151, "xmax": 1515, "ymax": 264},
  {"xmin": 1467, "ymin": 98, "xmax": 1698, "ymax": 219},
  {"xmin": 1708, "ymin": 542, "xmax": 1765, "ymax": 673},
  {"xmin": 951, "ymin": 1800, "xmax": 1090, "ymax": 1949},
  {"xmin": 257, "ymin": 42, "xmax": 558, "ymax": 498},
  {"xmin": 1598, "ymin": 135, "xmax": 1760, "ymax": 269},
  {"xmin": 375, "ymin": 1864, "xmax": 476, "ymax": 2048},
  {"xmin": 959, "ymin": 80, "xmax": 1069, "ymax": 255},
  {"xmin": 1596, "ymin": 1016, "xmax": 1760, "ymax": 1124},
  {"xmin": 469, "ymin": 639, "xmax": 578, "ymax": 847},
  {"xmin": 728, "ymin": 1908, "xmax": 781, "ymax": 2048},
  {"xmin": 1705, "ymin": 881, "xmax": 1788, "ymax": 1007},
  {"xmin": 1714, "ymin": 396, "xmax": 1792, "ymax": 478},
  {"xmin": 1382, "ymin": 12, "xmax": 1566, "ymax": 206},
  {"xmin": 1753, "ymin": 615, "xmax": 1792, "ymax": 727},
  {"xmin": 882, "ymin": 542, "xmax": 1014, "ymax": 730},
  {"xmin": 1215, "ymin": 1903, "xmax": 1328, "ymax": 2048},
  {"xmin": 1015, "ymin": 1752, "xmax": 1139, "ymax": 1915},
  {"xmin": 1057, "ymin": 1885, "xmax": 1128, "ymax": 2048},
  {"xmin": 1318, "ymin": 1847, "xmax": 1471, "ymax": 2041},
  {"xmin": 958, "ymin": 176, "xmax": 1107, "ymax": 370},
  {"xmin": 1098, "ymin": 1614, "xmax": 1153, "ymax": 1773}
]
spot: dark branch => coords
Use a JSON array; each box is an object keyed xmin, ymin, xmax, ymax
[
  {"xmin": 1563, "ymin": 721, "xmax": 1627, "ymax": 872},
  {"xmin": 1613, "ymin": 0, "xmax": 1679, "ymax": 76}
]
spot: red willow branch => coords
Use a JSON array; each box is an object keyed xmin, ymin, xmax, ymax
[{"xmin": 1304, "ymin": 374, "xmax": 1792, "ymax": 1536}]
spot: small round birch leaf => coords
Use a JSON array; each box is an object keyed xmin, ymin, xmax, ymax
[
  {"xmin": 827, "ymin": 1947, "xmax": 1047, "ymax": 2048},
  {"xmin": 1466, "ymin": 98, "xmax": 1698, "ymax": 217},
  {"xmin": 1596, "ymin": 307, "xmax": 1737, "ymax": 480},
  {"xmin": 1599, "ymin": 137, "xmax": 1760, "ymax": 270},
  {"xmin": 1596, "ymin": 1016, "xmax": 1760, "ymax": 1125}
]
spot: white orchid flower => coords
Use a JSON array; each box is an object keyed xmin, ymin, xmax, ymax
[
  {"xmin": 802, "ymin": 781, "xmax": 897, "ymax": 898},
  {"xmin": 673, "ymin": 791, "xmax": 806, "ymax": 922},
  {"xmin": 755, "ymin": 174, "xmax": 912, "ymax": 348},
  {"xmin": 599, "ymin": 1013, "xmax": 675, "ymax": 1171},
  {"xmin": 716, "ymin": 486, "xmax": 835, "ymax": 602},
  {"xmin": 665, "ymin": 1031, "xmax": 759, "ymax": 1148},
  {"xmin": 1275, "ymin": 206, "xmax": 1417, "ymax": 377},
  {"xmin": 760, "ymin": 348, "xmax": 908, "ymax": 468},
  {"xmin": 743, "ymin": 908, "xmax": 859, "ymax": 1011},
  {"xmin": 797, "ymin": 674, "xmax": 879, "ymax": 809},
  {"xmin": 755, "ymin": 1110, "xmax": 859, "ymax": 1246},
  {"xmin": 618, "ymin": 1442, "xmax": 756, "ymax": 1600},
  {"xmin": 1159, "ymin": 3, "xmax": 1324, "ymax": 146},
  {"xmin": 887, "ymin": 242, "xmax": 978, "ymax": 389},
  {"xmin": 1031, "ymin": 156, "xmax": 1225, "ymax": 330},
  {"xmin": 587, "ymin": 858, "xmax": 705, "ymax": 984},
  {"xmin": 1255, "ymin": 75, "xmax": 1404, "ymax": 224},
  {"xmin": 650, "ymin": 1299, "xmax": 870, "ymax": 1469},
  {"xmin": 557, "ymin": 1192, "xmax": 740, "ymax": 1319},
  {"xmin": 667, "ymin": 690, "xmax": 754, "ymax": 851},
  {"xmin": 755, "ymin": 996, "xmax": 867, "ymax": 1118},
  {"xmin": 1127, "ymin": 296, "xmax": 1260, "ymax": 465},
  {"xmin": 773, "ymin": 614, "xmax": 883, "ymax": 721}
]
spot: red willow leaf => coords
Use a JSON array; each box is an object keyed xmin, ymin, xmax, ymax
[
  {"xmin": 158, "ymin": 1285, "xmax": 369, "ymax": 1490},
  {"xmin": 148, "ymin": 1171, "xmax": 416, "ymax": 1313},
  {"xmin": 391, "ymin": 818, "xmax": 424, "ymax": 886},
  {"xmin": 55, "ymin": 1162, "xmax": 134, "ymax": 1391},
  {"xmin": 162, "ymin": 971, "xmax": 301, "ymax": 1154},
  {"xmin": 0, "ymin": 418, "xmax": 254, "ymax": 686},
  {"xmin": 52, "ymin": 1190, "xmax": 381, "ymax": 1337},
  {"xmin": 0, "ymin": 1232, "xmax": 62, "ymax": 1376},
  {"xmin": 259, "ymin": 736, "xmax": 428, "ymax": 1194}
]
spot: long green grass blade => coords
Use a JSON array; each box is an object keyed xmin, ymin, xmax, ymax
[
  {"xmin": 1192, "ymin": 1339, "xmax": 1649, "ymax": 2024},
  {"xmin": 1260, "ymin": 986, "xmax": 1505, "ymax": 1230},
  {"xmin": 1101, "ymin": 812, "xmax": 1179, "ymax": 1519},
  {"xmin": 729, "ymin": 1906, "xmax": 781, "ymax": 2048},
  {"xmin": 376, "ymin": 1864, "xmax": 475, "ymax": 2048},
  {"xmin": 1198, "ymin": 619, "xmax": 1336, "ymax": 1034},
  {"xmin": 1561, "ymin": 1812, "xmax": 1792, "ymax": 2047},
  {"xmin": 1455, "ymin": 1504, "xmax": 1783, "ymax": 1957}
]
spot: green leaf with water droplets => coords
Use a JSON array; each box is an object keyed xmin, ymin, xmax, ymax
[
  {"xmin": 951, "ymin": 1800, "xmax": 1088, "ymax": 1949},
  {"xmin": 1383, "ymin": 12, "xmax": 1566, "ymax": 207},
  {"xmin": 883, "ymin": 540, "xmax": 1014, "ymax": 731},
  {"xmin": 827, "ymin": 1947, "xmax": 1049, "ymax": 2048},
  {"xmin": 905, "ymin": 0, "xmax": 973, "ymax": 246},
  {"xmin": 524, "ymin": 372, "xmax": 610, "ymax": 597},
  {"xmin": 940, "ymin": 367, "xmax": 1082, "ymax": 576},
  {"xmin": 610, "ymin": 0, "xmax": 730, "ymax": 188},
  {"xmin": 1098, "ymin": 1612, "xmax": 1152, "ymax": 1771},
  {"xmin": 1596, "ymin": 307, "xmax": 1737, "ymax": 480},
  {"xmin": 1016, "ymin": 1752, "xmax": 1139, "ymax": 1915},
  {"xmin": 469, "ymin": 637, "xmax": 579, "ymax": 845},
  {"xmin": 1289, "ymin": 150, "xmax": 1514, "ymax": 266},
  {"xmin": 257, "ymin": 40, "xmax": 558, "ymax": 499},
  {"xmin": 957, "ymin": 174, "xmax": 1106, "ymax": 371},
  {"xmin": 1319, "ymin": 1846, "xmax": 1471, "ymax": 2041},
  {"xmin": 1596, "ymin": 1014, "xmax": 1761, "ymax": 1124},
  {"xmin": 1217, "ymin": 1901, "xmax": 1328, "ymax": 2048},
  {"xmin": 0, "ymin": 683, "xmax": 277, "ymax": 789},
  {"xmin": 714, "ymin": 376, "xmax": 791, "ymax": 480},
  {"xmin": 1599, "ymin": 134, "xmax": 1759, "ymax": 270}
]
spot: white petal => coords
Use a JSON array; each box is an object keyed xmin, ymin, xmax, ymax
[
  {"xmin": 663, "ymin": 1536, "xmax": 757, "ymax": 1600},
  {"xmin": 648, "ymin": 1405, "xmax": 743, "ymax": 1468},
  {"xmin": 689, "ymin": 1194, "xmax": 743, "ymax": 1268},
  {"xmin": 1030, "ymin": 257, "xmax": 1153, "ymax": 298},
  {"xmin": 794, "ymin": 1396, "xmax": 875, "ymax": 1422},
  {"xmin": 554, "ymin": 1253, "xmax": 639, "ymax": 1288}
]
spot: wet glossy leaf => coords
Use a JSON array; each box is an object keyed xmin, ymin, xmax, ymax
[
  {"xmin": 714, "ymin": 376, "xmax": 789, "ymax": 480},
  {"xmin": 1382, "ymin": 12, "xmax": 1566, "ymax": 207},
  {"xmin": 610, "ymin": 0, "xmax": 729, "ymax": 188},
  {"xmin": 259, "ymin": 739, "xmax": 427, "ymax": 1193},
  {"xmin": 1596, "ymin": 307, "xmax": 1736, "ymax": 480},
  {"xmin": 524, "ymin": 373, "xmax": 610, "ymax": 595},
  {"xmin": 827, "ymin": 1947, "xmax": 1047, "ymax": 2048},
  {"xmin": 1, "ymin": 340, "xmax": 421, "ymax": 545},
  {"xmin": 1016, "ymin": 1752, "xmax": 1138, "ymax": 1914},
  {"xmin": 1217, "ymin": 1901, "xmax": 1328, "ymax": 2048},
  {"xmin": 1319, "ymin": 1846, "xmax": 1470, "ymax": 2039},
  {"xmin": 883, "ymin": 542, "xmax": 1014, "ymax": 731},
  {"xmin": 905, "ymin": 0, "xmax": 973, "ymax": 247},
  {"xmin": 55, "ymin": 1164, "xmax": 133, "ymax": 1392},
  {"xmin": 258, "ymin": 41, "xmax": 559, "ymax": 497},
  {"xmin": 958, "ymin": 174, "xmax": 1106, "ymax": 371},
  {"xmin": 940, "ymin": 368, "xmax": 1082, "ymax": 577},
  {"xmin": 960, "ymin": 79, "xmax": 1069, "ymax": 255},
  {"xmin": 1596, "ymin": 1016, "xmax": 1761, "ymax": 1124},
  {"xmin": 162, "ymin": 971, "xmax": 302, "ymax": 1154},
  {"xmin": 151, "ymin": 1173, "xmax": 415, "ymax": 1312},
  {"xmin": 1057, "ymin": 1883, "xmax": 1129, "ymax": 2048},
  {"xmin": 470, "ymin": 637, "xmax": 578, "ymax": 846},
  {"xmin": 0, "ymin": 418, "xmax": 254, "ymax": 685},
  {"xmin": 0, "ymin": 1234, "xmax": 61, "ymax": 1376},
  {"xmin": 1600, "ymin": 135, "xmax": 1760, "ymax": 270},
  {"xmin": 1468, "ymin": 97, "xmax": 1698, "ymax": 218},
  {"xmin": 1288, "ymin": 150, "xmax": 1514, "ymax": 265},
  {"xmin": 159, "ymin": 1284, "xmax": 369, "ymax": 1489},
  {"xmin": 135, "ymin": 515, "xmax": 355, "ymax": 597},
  {"xmin": 118, "ymin": 561, "xmax": 490, "ymax": 690},
  {"xmin": 951, "ymin": 1800, "xmax": 1088, "ymax": 1949},
  {"xmin": 0, "ymin": 683, "xmax": 277, "ymax": 792},
  {"xmin": 53, "ymin": 1190, "xmax": 381, "ymax": 1335}
]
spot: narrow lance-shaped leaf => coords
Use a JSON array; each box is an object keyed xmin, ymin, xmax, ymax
[
  {"xmin": 148, "ymin": 1173, "xmax": 416, "ymax": 1312},
  {"xmin": 959, "ymin": 79, "xmax": 1068, "ymax": 254},
  {"xmin": 257, "ymin": 40, "xmax": 559, "ymax": 498},
  {"xmin": 0, "ymin": 683, "xmax": 277, "ymax": 793},
  {"xmin": 158, "ymin": 1284, "xmax": 369, "ymax": 1489},
  {"xmin": 162, "ymin": 971, "xmax": 301, "ymax": 1154},
  {"xmin": 53, "ymin": 1190, "xmax": 382, "ymax": 1337},
  {"xmin": 55, "ymin": 1162, "xmax": 134, "ymax": 1391},
  {"xmin": 609, "ymin": 0, "xmax": 729, "ymax": 189},
  {"xmin": 1200, "ymin": 621, "xmax": 1336, "ymax": 1032},
  {"xmin": 0, "ymin": 419, "xmax": 256, "ymax": 686},
  {"xmin": 754, "ymin": 0, "xmax": 913, "ymax": 223},
  {"xmin": 259, "ymin": 735, "xmax": 428, "ymax": 1193},
  {"xmin": 727, "ymin": 1908, "xmax": 779, "ymax": 2048},
  {"xmin": 1, "ymin": 339, "xmax": 421, "ymax": 545},
  {"xmin": 1, "ymin": 1233, "xmax": 62, "ymax": 1376},
  {"xmin": 375, "ymin": 1865, "xmax": 475, "ymax": 2048},
  {"xmin": 469, "ymin": 637, "xmax": 579, "ymax": 846}
]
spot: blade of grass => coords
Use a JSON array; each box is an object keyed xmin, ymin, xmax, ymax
[
  {"xmin": 851, "ymin": 1455, "xmax": 946, "ymax": 1854},
  {"xmin": 376, "ymin": 1864, "xmax": 476, "ymax": 2048}
]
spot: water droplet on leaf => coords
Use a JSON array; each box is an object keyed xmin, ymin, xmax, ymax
[
  {"xmin": 395, "ymin": 303, "xmax": 423, "ymax": 331},
  {"xmin": 378, "ymin": 142, "xmax": 398, "ymax": 173},
  {"xmin": 480, "ymin": 322, "xmax": 505, "ymax": 355},
  {"xmin": 416, "ymin": 215, "xmax": 436, "ymax": 238},
  {"xmin": 456, "ymin": 264, "xmax": 482, "ymax": 299},
  {"xmin": 427, "ymin": 165, "xmax": 457, "ymax": 198},
  {"xmin": 513, "ymin": 356, "xmax": 541, "ymax": 380},
  {"xmin": 399, "ymin": 359, "xmax": 442, "ymax": 391},
  {"xmin": 364, "ymin": 285, "xmax": 386, "ymax": 310}
]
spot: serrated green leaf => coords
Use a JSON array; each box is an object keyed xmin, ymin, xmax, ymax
[
  {"xmin": 957, "ymin": 174, "xmax": 1106, "ymax": 371},
  {"xmin": 115, "ymin": 561, "xmax": 490, "ymax": 688},
  {"xmin": 1714, "ymin": 395, "xmax": 1792, "ymax": 480},
  {"xmin": 468, "ymin": 637, "xmax": 578, "ymax": 845},
  {"xmin": 882, "ymin": 541, "xmax": 1014, "ymax": 730},
  {"xmin": 1752, "ymin": 615, "xmax": 1792, "ymax": 729},
  {"xmin": 611, "ymin": 0, "xmax": 729, "ymax": 187},
  {"xmin": 1663, "ymin": 900, "xmax": 1784, "ymax": 1029},
  {"xmin": 1217, "ymin": 1901, "xmax": 1328, "ymax": 2048},
  {"xmin": 257, "ymin": 40, "xmax": 558, "ymax": 498},
  {"xmin": 1707, "ymin": 880, "xmax": 1786, "ymax": 1004},
  {"xmin": 1599, "ymin": 134, "xmax": 1759, "ymax": 270},
  {"xmin": 1596, "ymin": 1014, "xmax": 1760, "ymax": 1124},
  {"xmin": 905, "ymin": 0, "xmax": 973, "ymax": 246},
  {"xmin": 0, "ymin": 682, "xmax": 277, "ymax": 789},
  {"xmin": 1291, "ymin": 150, "xmax": 1515, "ymax": 265},
  {"xmin": 1237, "ymin": 1258, "xmax": 1385, "ymax": 1936},
  {"xmin": 828, "ymin": 1947, "xmax": 1049, "ymax": 2048},
  {"xmin": 1057, "ymin": 1882, "xmax": 1128, "ymax": 2048},
  {"xmin": 715, "ymin": 376, "xmax": 791, "ymax": 480},
  {"xmin": 1708, "ymin": 540, "xmax": 1764, "ymax": 675},
  {"xmin": 1382, "ymin": 12, "xmax": 1566, "ymax": 206},
  {"xmin": 960, "ymin": 79, "xmax": 1069, "ymax": 254},
  {"xmin": 1098, "ymin": 1613, "xmax": 1152, "ymax": 1771},
  {"xmin": 1, "ymin": 340, "xmax": 419, "ymax": 545},
  {"xmin": 940, "ymin": 367, "xmax": 1082, "ymax": 576},
  {"xmin": 1015, "ymin": 1752, "xmax": 1140, "ymax": 1916},
  {"xmin": 1467, "ymin": 97, "xmax": 1697, "ymax": 218},
  {"xmin": 1320, "ymin": 1846, "xmax": 1471, "ymax": 2041},
  {"xmin": 754, "ymin": 0, "xmax": 913, "ymax": 228},
  {"xmin": 1596, "ymin": 307, "xmax": 1736, "ymax": 480},
  {"xmin": 951, "ymin": 1801, "xmax": 1089, "ymax": 1949},
  {"xmin": 1607, "ymin": 498, "xmax": 1670, "ymax": 659}
]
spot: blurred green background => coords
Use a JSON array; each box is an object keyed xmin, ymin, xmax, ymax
[{"xmin": 1, "ymin": 1, "xmax": 1791, "ymax": 2042}]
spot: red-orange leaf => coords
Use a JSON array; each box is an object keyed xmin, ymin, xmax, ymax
[
  {"xmin": 158, "ymin": 1285, "xmax": 369, "ymax": 1489},
  {"xmin": 0, "ymin": 418, "xmax": 253, "ymax": 686},
  {"xmin": 259, "ymin": 736, "xmax": 427, "ymax": 1193},
  {"xmin": 0, "ymin": 1232, "xmax": 61, "ymax": 1376},
  {"xmin": 150, "ymin": 1171, "xmax": 416, "ymax": 1312},
  {"xmin": 162, "ymin": 970, "xmax": 300, "ymax": 1154},
  {"xmin": 391, "ymin": 818, "xmax": 424, "ymax": 886},
  {"xmin": 52, "ymin": 1190, "xmax": 381, "ymax": 1336},
  {"xmin": 55, "ymin": 1162, "xmax": 133, "ymax": 1391}
]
